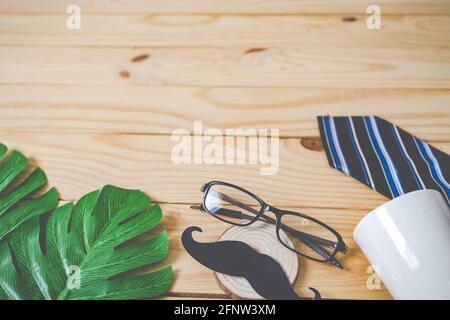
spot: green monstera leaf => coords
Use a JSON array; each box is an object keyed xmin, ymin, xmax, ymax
[
  {"xmin": 0, "ymin": 185, "xmax": 172, "ymax": 300},
  {"xmin": 0, "ymin": 143, "xmax": 58, "ymax": 241}
]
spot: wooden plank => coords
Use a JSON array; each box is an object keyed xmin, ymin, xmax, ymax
[
  {"xmin": 154, "ymin": 204, "xmax": 392, "ymax": 300},
  {"xmin": 1, "ymin": 14, "xmax": 449, "ymax": 48},
  {"xmin": 0, "ymin": 0, "xmax": 448, "ymax": 15},
  {"xmin": 1, "ymin": 133, "xmax": 448, "ymax": 209},
  {"xmin": 1, "ymin": 85, "xmax": 449, "ymax": 141},
  {"xmin": 1, "ymin": 46, "xmax": 449, "ymax": 88}
]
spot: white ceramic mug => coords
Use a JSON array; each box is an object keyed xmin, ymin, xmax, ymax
[{"xmin": 354, "ymin": 189, "xmax": 450, "ymax": 300}]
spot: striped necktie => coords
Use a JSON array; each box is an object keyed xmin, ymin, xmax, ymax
[{"xmin": 318, "ymin": 116, "xmax": 450, "ymax": 204}]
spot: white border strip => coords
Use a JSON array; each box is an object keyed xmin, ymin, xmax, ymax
[
  {"xmin": 370, "ymin": 116, "xmax": 405, "ymax": 195},
  {"xmin": 329, "ymin": 117, "xmax": 350, "ymax": 175},
  {"xmin": 349, "ymin": 117, "xmax": 375, "ymax": 189},
  {"xmin": 422, "ymin": 143, "xmax": 450, "ymax": 190},
  {"xmin": 393, "ymin": 125, "xmax": 426, "ymax": 189},
  {"xmin": 363, "ymin": 117, "xmax": 394, "ymax": 198}
]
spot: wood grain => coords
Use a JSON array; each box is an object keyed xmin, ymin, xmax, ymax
[
  {"xmin": 154, "ymin": 204, "xmax": 392, "ymax": 300},
  {"xmin": 1, "ymin": 14, "xmax": 449, "ymax": 48},
  {"xmin": 1, "ymin": 46, "xmax": 449, "ymax": 88},
  {"xmin": 1, "ymin": 85, "xmax": 449, "ymax": 140},
  {"xmin": 0, "ymin": 0, "xmax": 449, "ymax": 15},
  {"xmin": 2, "ymin": 0, "xmax": 449, "ymax": 301},
  {"xmin": 1, "ymin": 132, "xmax": 448, "ymax": 209}
]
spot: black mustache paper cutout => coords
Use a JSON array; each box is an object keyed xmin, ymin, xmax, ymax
[{"xmin": 182, "ymin": 226, "xmax": 321, "ymax": 300}]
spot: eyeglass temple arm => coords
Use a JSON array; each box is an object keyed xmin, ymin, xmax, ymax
[
  {"xmin": 254, "ymin": 212, "xmax": 344, "ymax": 268},
  {"xmin": 192, "ymin": 193, "xmax": 340, "ymax": 251},
  {"xmin": 216, "ymin": 193, "xmax": 341, "ymax": 250}
]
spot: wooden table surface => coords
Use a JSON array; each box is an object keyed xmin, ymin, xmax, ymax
[{"xmin": 1, "ymin": 0, "xmax": 449, "ymax": 300}]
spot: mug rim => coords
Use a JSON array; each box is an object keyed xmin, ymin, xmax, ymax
[{"xmin": 353, "ymin": 189, "xmax": 443, "ymax": 240}]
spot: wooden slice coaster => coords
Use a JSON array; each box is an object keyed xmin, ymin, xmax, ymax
[{"xmin": 215, "ymin": 220, "xmax": 298, "ymax": 300}]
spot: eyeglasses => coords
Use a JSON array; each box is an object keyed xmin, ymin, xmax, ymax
[{"xmin": 191, "ymin": 181, "xmax": 348, "ymax": 269}]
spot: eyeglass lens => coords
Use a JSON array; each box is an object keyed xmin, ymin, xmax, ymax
[{"xmin": 204, "ymin": 184, "xmax": 262, "ymax": 225}]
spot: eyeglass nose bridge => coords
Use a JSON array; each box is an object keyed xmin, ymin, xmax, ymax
[{"xmin": 261, "ymin": 204, "xmax": 283, "ymax": 218}]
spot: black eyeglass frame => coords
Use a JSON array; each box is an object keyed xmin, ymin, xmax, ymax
[{"xmin": 199, "ymin": 181, "xmax": 348, "ymax": 264}]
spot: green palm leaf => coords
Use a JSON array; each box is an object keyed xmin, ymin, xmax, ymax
[
  {"xmin": 0, "ymin": 143, "xmax": 58, "ymax": 241},
  {"xmin": 0, "ymin": 185, "xmax": 173, "ymax": 300}
]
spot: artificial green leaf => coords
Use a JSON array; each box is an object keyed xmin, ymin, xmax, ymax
[
  {"xmin": 0, "ymin": 142, "xmax": 172, "ymax": 299},
  {"xmin": 0, "ymin": 188, "xmax": 58, "ymax": 241},
  {"xmin": 0, "ymin": 185, "xmax": 172, "ymax": 300},
  {"xmin": 0, "ymin": 143, "xmax": 57, "ymax": 240},
  {"xmin": 0, "ymin": 241, "xmax": 27, "ymax": 300},
  {"xmin": 0, "ymin": 144, "xmax": 7, "ymax": 161}
]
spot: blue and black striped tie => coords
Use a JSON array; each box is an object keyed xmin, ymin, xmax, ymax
[{"xmin": 318, "ymin": 116, "xmax": 450, "ymax": 204}]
